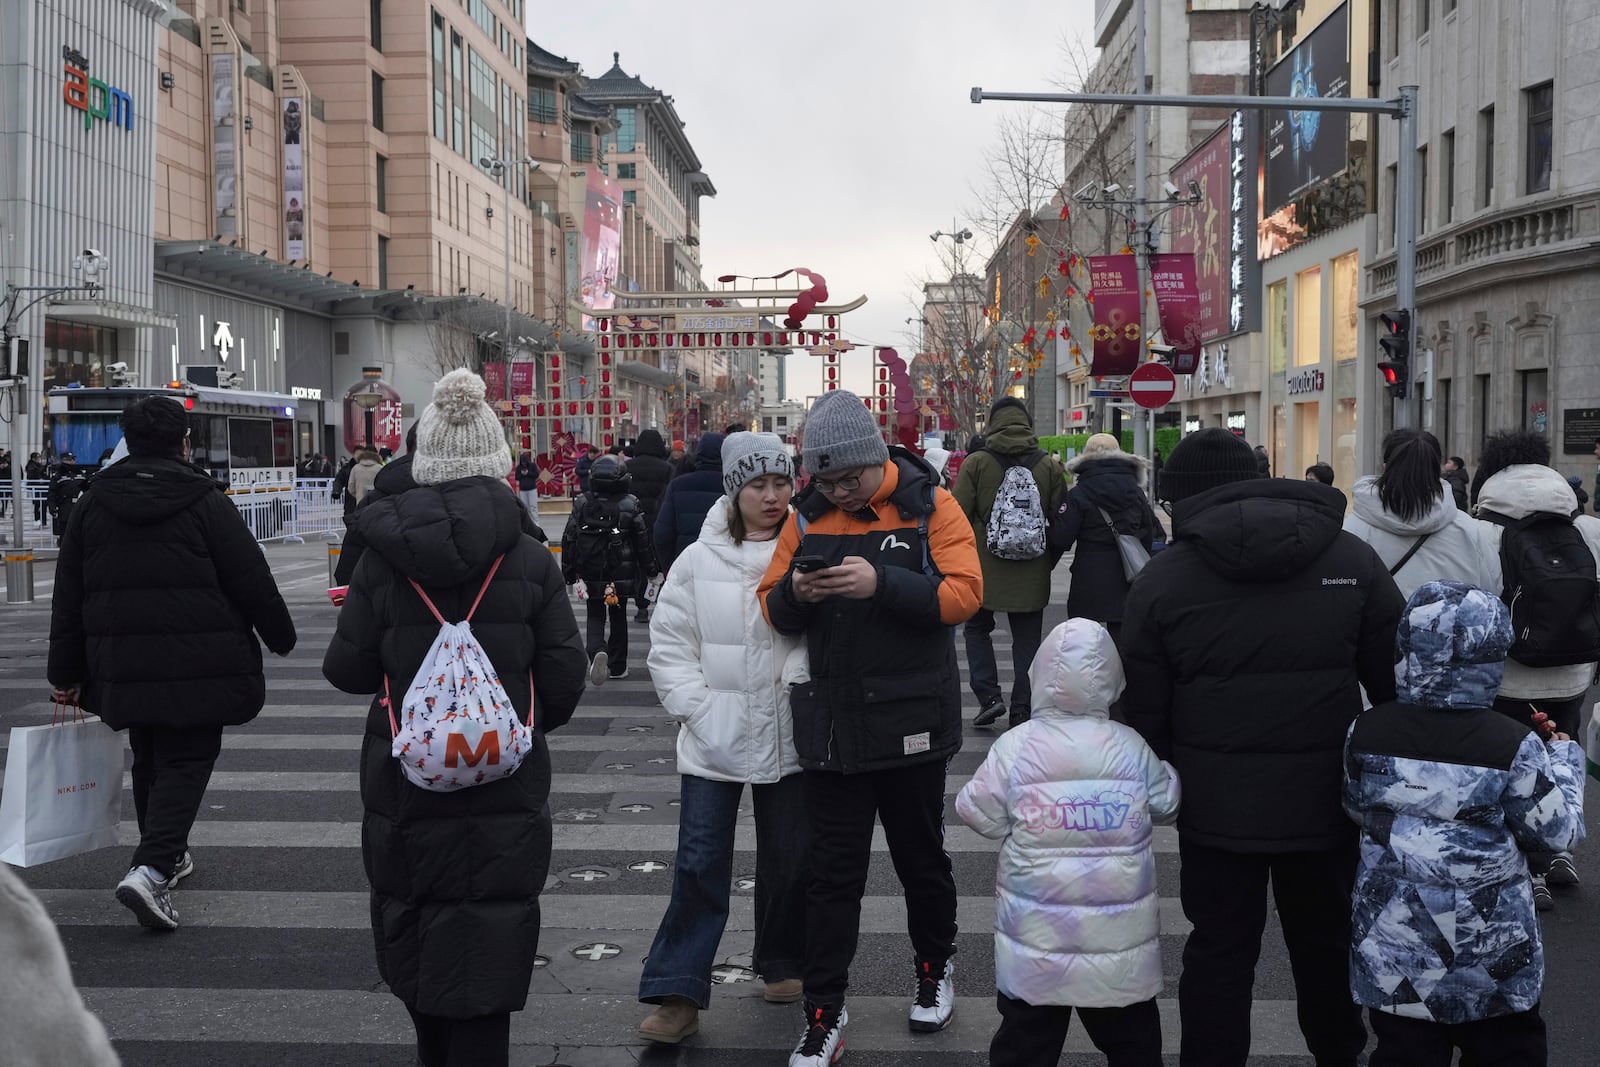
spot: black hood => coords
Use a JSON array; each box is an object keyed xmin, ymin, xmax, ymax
[
  {"xmin": 355, "ymin": 476, "xmax": 525, "ymax": 585},
  {"xmin": 635, "ymin": 429, "xmax": 668, "ymax": 459},
  {"xmin": 374, "ymin": 452, "xmax": 418, "ymax": 495},
  {"xmin": 1173, "ymin": 478, "xmax": 1348, "ymax": 582},
  {"xmin": 694, "ymin": 432, "xmax": 725, "ymax": 471},
  {"xmin": 87, "ymin": 456, "xmax": 222, "ymax": 524},
  {"xmin": 1070, "ymin": 453, "xmax": 1148, "ymax": 507}
]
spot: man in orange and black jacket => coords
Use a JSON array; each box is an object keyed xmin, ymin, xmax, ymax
[{"xmin": 759, "ymin": 389, "xmax": 982, "ymax": 1060}]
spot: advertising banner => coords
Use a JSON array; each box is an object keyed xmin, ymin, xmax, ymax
[
  {"xmin": 282, "ymin": 97, "xmax": 306, "ymax": 260},
  {"xmin": 1087, "ymin": 254, "xmax": 1143, "ymax": 377},
  {"xmin": 510, "ymin": 361, "xmax": 537, "ymax": 403},
  {"xmin": 1263, "ymin": 2, "xmax": 1351, "ymax": 215},
  {"xmin": 211, "ymin": 55, "xmax": 238, "ymax": 238},
  {"xmin": 1169, "ymin": 125, "xmax": 1230, "ymax": 344},
  {"xmin": 580, "ymin": 172, "xmax": 621, "ymax": 330},
  {"xmin": 1149, "ymin": 253, "xmax": 1202, "ymax": 374},
  {"xmin": 482, "ymin": 363, "xmax": 506, "ymax": 403}
]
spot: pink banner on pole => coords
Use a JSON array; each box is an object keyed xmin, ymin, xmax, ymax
[
  {"xmin": 509, "ymin": 361, "xmax": 536, "ymax": 402},
  {"xmin": 1087, "ymin": 254, "xmax": 1143, "ymax": 377},
  {"xmin": 1149, "ymin": 253, "xmax": 1203, "ymax": 374},
  {"xmin": 482, "ymin": 363, "xmax": 506, "ymax": 403}
]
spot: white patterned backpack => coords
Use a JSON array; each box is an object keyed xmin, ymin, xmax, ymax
[
  {"xmin": 986, "ymin": 450, "xmax": 1049, "ymax": 561},
  {"xmin": 382, "ymin": 555, "xmax": 535, "ymax": 791}
]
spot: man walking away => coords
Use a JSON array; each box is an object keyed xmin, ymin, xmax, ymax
[
  {"xmin": 1120, "ymin": 427, "xmax": 1404, "ymax": 1067},
  {"xmin": 1470, "ymin": 429, "xmax": 1600, "ymax": 909},
  {"xmin": 758, "ymin": 390, "xmax": 983, "ymax": 1066},
  {"xmin": 562, "ymin": 454, "xmax": 657, "ymax": 685},
  {"xmin": 626, "ymin": 429, "xmax": 674, "ymax": 619},
  {"xmin": 653, "ymin": 432, "xmax": 726, "ymax": 571},
  {"xmin": 951, "ymin": 398, "xmax": 1066, "ymax": 728},
  {"xmin": 48, "ymin": 396, "xmax": 296, "ymax": 930},
  {"xmin": 1442, "ymin": 455, "xmax": 1471, "ymax": 512},
  {"xmin": 27, "ymin": 452, "xmax": 47, "ymax": 524},
  {"xmin": 48, "ymin": 453, "xmax": 89, "ymax": 544}
]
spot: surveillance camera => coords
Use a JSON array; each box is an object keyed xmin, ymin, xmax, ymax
[
  {"xmin": 1074, "ymin": 181, "xmax": 1098, "ymax": 202},
  {"xmin": 1188, "ymin": 179, "xmax": 1203, "ymax": 200},
  {"xmin": 929, "ymin": 232, "xmax": 941, "ymax": 242},
  {"xmin": 1102, "ymin": 183, "xmax": 1122, "ymax": 198},
  {"xmin": 1162, "ymin": 180, "xmax": 1182, "ymax": 200},
  {"xmin": 82, "ymin": 248, "xmax": 103, "ymax": 259},
  {"xmin": 108, "ymin": 361, "xmax": 128, "ymax": 372}
]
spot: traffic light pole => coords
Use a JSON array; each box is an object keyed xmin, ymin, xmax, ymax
[{"xmin": 972, "ymin": 85, "xmax": 1421, "ymax": 430}]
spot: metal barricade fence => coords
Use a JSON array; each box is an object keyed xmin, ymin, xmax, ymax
[
  {"xmin": 285, "ymin": 479, "xmax": 344, "ymax": 542},
  {"xmin": 0, "ymin": 483, "xmax": 60, "ymax": 550}
]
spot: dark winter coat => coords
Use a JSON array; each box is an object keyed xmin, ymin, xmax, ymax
[
  {"xmin": 48, "ymin": 456, "xmax": 296, "ymax": 729},
  {"xmin": 1444, "ymin": 466, "xmax": 1471, "ymax": 513},
  {"xmin": 575, "ymin": 452, "xmax": 595, "ymax": 495},
  {"xmin": 1056, "ymin": 451, "xmax": 1158, "ymax": 624},
  {"xmin": 334, "ymin": 455, "xmax": 418, "ymax": 585},
  {"xmin": 1120, "ymin": 479, "xmax": 1405, "ymax": 853},
  {"xmin": 48, "ymin": 467, "xmax": 90, "ymax": 536},
  {"xmin": 321, "ymin": 477, "xmax": 586, "ymax": 1019},
  {"xmin": 561, "ymin": 488, "xmax": 656, "ymax": 596},
  {"xmin": 626, "ymin": 429, "xmax": 674, "ymax": 528},
  {"xmin": 950, "ymin": 406, "xmax": 1067, "ymax": 614},
  {"xmin": 514, "ymin": 455, "xmax": 539, "ymax": 493},
  {"xmin": 654, "ymin": 433, "xmax": 725, "ymax": 569}
]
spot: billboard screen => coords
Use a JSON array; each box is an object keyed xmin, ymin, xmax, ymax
[
  {"xmin": 581, "ymin": 172, "xmax": 621, "ymax": 330},
  {"xmin": 1262, "ymin": 2, "xmax": 1350, "ymax": 216}
]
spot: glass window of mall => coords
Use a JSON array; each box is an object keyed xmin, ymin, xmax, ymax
[{"xmin": 1294, "ymin": 267, "xmax": 1321, "ymax": 367}]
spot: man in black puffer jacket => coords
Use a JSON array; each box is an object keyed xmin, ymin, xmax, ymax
[
  {"xmin": 653, "ymin": 431, "xmax": 725, "ymax": 570},
  {"xmin": 626, "ymin": 429, "xmax": 674, "ymax": 619},
  {"xmin": 48, "ymin": 397, "xmax": 296, "ymax": 932},
  {"xmin": 1120, "ymin": 427, "xmax": 1404, "ymax": 1067}
]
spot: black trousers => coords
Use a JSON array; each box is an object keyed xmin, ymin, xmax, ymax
[
  {"xmin": 991, "ymin": 993, "xmax": 1163, "ymax": 1067},
  {"xmin": 127, "ymin": 725, "xmax": 225, "ymax": 879},
  {"xmin": 962, "ymin": 607, "xmax": 1045, "ymax": 720},
  {"xmin": 584, "ymin": 594, "xmax": 628, "ymax": 670},
  {"xmin": 405, "ymin": 1006, "xmax": 510, "ymax": 1067},
  {"xmin": 802, "ymin": 759, "xmax": 958, "ymax": 1002},
  {"xmin": 1493, "ymin": 693, "xmax": 1583, "ymax": 740},
  {"xmin": 1369, "ymin": 1005, "xmax": 1546, "ymax": 1067},
  {"xmin": 1177, "ymin": 836, "xmax": 1366, "ymax": 1067}
]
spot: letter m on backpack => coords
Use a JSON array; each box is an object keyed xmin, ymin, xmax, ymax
[
  {"xmin": 1482, "ymin": 510, "xmax": 1600, "ymax": 667},
  {"xmin": 444, "ymin": 728, "xmax": 500, "ymax": 769}
]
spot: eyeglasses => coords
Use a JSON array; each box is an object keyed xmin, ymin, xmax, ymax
[{"xmin": 812, "ymin": 474, "xmax": 862, "ymax": 495}]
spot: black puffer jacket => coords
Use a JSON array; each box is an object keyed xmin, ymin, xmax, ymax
[
  {"xmin": 653, "ymin": 432, "xmax": 725, "ymax": 569},
  {"xmin": 322, "ymin": 477, "xmax": 586, "ymax": 1019},
  {"xmin": 333, "ymin": 454, "xmax": 417, "ymax": 585},
  {"xmin": 48, "ymin": 457, "xmax": 296, "ymax": 728},
  {"xmin": 1120, "ymin": 479, "xmax": 1404, "ymax": 853},
  {"xmin": 1056, "ymin": 451, "xmax": 1158, "ymax": 624},
  {"xmin": 626, "ymin": 429, "xmax": 673, "ymax": 528}
]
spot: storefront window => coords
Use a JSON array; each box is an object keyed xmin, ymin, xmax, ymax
[
  {"xmin": 1268, "ymin": 282, "xmax": 1288, "ymax": 375},
  {"xmin": 43, "ymin": 319, "xmax": 118, "ymax": 390},
  {"xmin": 1294, "ymin": 266, "xmax": 1322, "ymax": 367},
  {"xmin": 1332, "ymin": 253, "xmax": 1359, "ymax": 363},
  {"xmin": 1521, "ymin": 370, "xmax": 1549, "ymax": 436},
  {"xmin": 1272, "ymin": 403, "xmax": 1287, "ymax": 478},
  {"xmin": 1296, "ymin": 402, "xmax": 1320, "ymax": 478},
  {"xmin": 1333, "ymin": 396, "xmax": 1359, "ymax": 502}
]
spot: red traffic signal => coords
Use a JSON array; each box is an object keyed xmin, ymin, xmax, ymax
[{"xmin": 1378, "ymin": 309, "xmax": 1411, "ymax": 399}]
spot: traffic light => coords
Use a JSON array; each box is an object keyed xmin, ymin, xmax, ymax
[{"xmin": 1378, "ymin": 309, "xmax": 1411, "ymax": 400}]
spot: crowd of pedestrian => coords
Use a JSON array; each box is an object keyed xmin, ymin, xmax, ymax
[{"xmin": 28, "ymin": 375, "xmax": 1595, "ymax": 1067}]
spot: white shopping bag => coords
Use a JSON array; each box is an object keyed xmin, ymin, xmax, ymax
[
  {"xmin": 1587, "ymin": 703, "xmax": 1600, "ymax": 782},
  {"xmin": 0, "ymin": 702, "xmax": 124, "ymax": 866}
]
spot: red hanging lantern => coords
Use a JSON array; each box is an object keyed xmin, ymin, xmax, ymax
[
  {"xmin": 762, "ymin": 332, "xmax": 773, "ymax": 345},
  {"xmin": 618, "ymin": 400, "xmax": 629, "ymax": 414},
  {"xmin": 648, "ymin": 333, "xmax": 658, "ymax": 347},
  {"xmin": 600, "ymin": 335, "xmax": 610, "ymax": 349},
  {"xmin": 827, "ymin": 315, "xmax": 837, "ymax": 329},
  {"xmin": 697, "ymin": 333, "xmax": 707, "ymax": 347},
  {"xmin": 550, "ymin": 353, "xmax": 561, "ymax": 368},
  {"xmin": 586, "ymin": 401, "xmax": 595, "ymax": 414},
  {"xmin": 600, "ymin": 384, "xmax": 611, "ymax": 398},
  {"xmin": 713, "ymin": 332, "xmax": 723, "ymax": 347},
  {"xmin": 550, "ymin": 385, "xmax": 561, "ymax": 400},
  {"xmin": 535, "ymin": 403, "xmax": 546, "ymax": 416},
  {"xmin": 601, "ymin": 401, "xmax": 613, "ymax": 415},
  {"xmin": 598, "ymin": 318, "xmax": 610, "ymax": 333}
]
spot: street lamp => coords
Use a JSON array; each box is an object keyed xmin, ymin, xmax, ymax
[
  {"xmin": 477, "ymin": 156, "xmax": 540, "ymax": 364},
  {"xmin": 351, "ymin": 380, "xmax": 384, "ymax": 450}
]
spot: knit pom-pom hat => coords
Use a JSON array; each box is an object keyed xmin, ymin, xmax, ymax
[{"xmin": 412, "ymin": 369, "xmax": 512, "ymax": 486}]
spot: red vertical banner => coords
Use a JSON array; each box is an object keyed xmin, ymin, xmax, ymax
[
  {"xmin": 482, "ymin": 363, "xmax": 507, "ymax": 403},
  {"xmin": 1087, "ymin": 254, "xmax": 1143, "ymax": 377},
  {"xmin": 509, "ymin": 360, "xmax": 537, "ymax": 402},
  {"xmin": 1148, "ymin": 253, "xmax": 1203, "ymax": 374}
]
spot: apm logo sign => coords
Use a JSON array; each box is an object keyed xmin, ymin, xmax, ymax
[{"xmin": 62, "ymin": 46, "xmax": 134, "ymax": 133}]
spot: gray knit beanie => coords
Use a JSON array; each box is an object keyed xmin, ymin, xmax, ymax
[
  {"xmin": 721, "ymin": 431, "xmax": 794, "ymax": 496},
  {"xmin": 802, "ymin": 390, "xmax": 889, "ymax": 474},
  {"xmin": 412, "ymin": 369, "xmax": 513, "ymax": 486}
]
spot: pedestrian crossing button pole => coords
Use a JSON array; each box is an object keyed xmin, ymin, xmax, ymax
[{"xmin": 5, "ymin": 550, "xmax": 33, "ymax": 605}]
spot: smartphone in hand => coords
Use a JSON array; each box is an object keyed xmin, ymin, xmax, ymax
[{"xmin": 791, "ymin": 554, "xmax": 830, "ymax": 573}]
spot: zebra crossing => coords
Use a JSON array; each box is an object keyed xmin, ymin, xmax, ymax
[{"xmin": 1, "ymin": 545, "xmax": 1330, "ymax": 1065}]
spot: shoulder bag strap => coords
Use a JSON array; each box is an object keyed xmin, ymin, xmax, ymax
[
  {"xmin": 1096, "ymin": 504, "xmax": 1119, "ymax": 534},
  {"xmin": 1388, "ymin": 532, "xmax": 1433, "ymax": 577}
]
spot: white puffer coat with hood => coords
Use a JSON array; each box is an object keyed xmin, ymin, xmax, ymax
[
  {"xmin": 1342, "ymin": 475, "xmax": 1501, "ymax": 599},
  {"xmin": 956, "ymin": 619, "xmax": 1181, "ymax": 1007},
  {"xmin": 647, "ymin": 497, "xmax": 806, "ymax": 783},
  {"xmin": 1474, "ymin": 464, "xmax": 1600, "ymax": 700}
]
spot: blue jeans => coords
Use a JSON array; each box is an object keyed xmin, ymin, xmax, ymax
[{"xmin": 639, "ymin": 772, "xmax": 808, "ymax": 1008}]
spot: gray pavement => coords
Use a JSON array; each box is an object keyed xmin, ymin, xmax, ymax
[{"xmin": 2, "ymin": 543, "xmax": 1597, "ymax": 1065}]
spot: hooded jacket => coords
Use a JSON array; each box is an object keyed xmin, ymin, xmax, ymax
[
  {"xmin": 647, "ymin": 499, "xmax": 806, "ymax": 783},
  {"xmin": 956, "ymin": 621, "xmax": 1179, "ymax": 1008},
  {"xmin": 1444, "ymin": 466, "xmax": 1470, "ymax": 512},
  {"xmin": 1057, "ymin": 450, "xmax": 1159, "ymax": 623},
  {"xmin": 334, "ymin": 454, "xmax": 421, "ymax": 585},
  {"xmin": 759, "ymin": 449, "xmax": 983, "ymax": 773},
  {"xmin": 345, "ymin": 455, "xmax": 383, "ymax": 508},
  {"xmin": 626, "ymin": 429, "xmax": 674, "ymax": 527},
  {"xmin": 1472, "ymin": 464, "xmax": 1600, "ymax": 700},
  {"xmin": 561, "ymin": 459, "xmax": 655, "ymax": 594},
  {"xmin": 321, "ymin": 476, "xmax": 587, "ymax": 1018},
  {"xmin": 951, "ymin": 404, "xmax": 1067, "ymax": 613},
  {"xmin": 653, "ymin": 432, "xmax": 726, "ymax": 569},
  {"xmin": 1342, "ymin": 475, "xmax": 1501, "ymax": 599},
  {"xmin": 1120, "ymin": 479, "xmax": 1405, "ymax": 852},
  {"xmin": 514, "ymin": 454, "xmax": 540, "ymax": 494},
  {"xmin": 1344, "ymin": 582, "xmax": 1585, "ymax": 1024},
  {"xmin": 48, "ymin": 457, "xmax": 296, "ymax": 729}
]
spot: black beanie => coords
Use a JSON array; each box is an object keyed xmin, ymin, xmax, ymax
[{"xmin": 1160, "ymin": 428, "xmax": 1261, "ymax": 502}]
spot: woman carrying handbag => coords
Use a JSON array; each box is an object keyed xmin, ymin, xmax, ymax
[{"xmin": 1056, "ymin": 434, "xmax": 1159, "ymax": 643}]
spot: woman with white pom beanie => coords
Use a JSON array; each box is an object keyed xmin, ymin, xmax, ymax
[{"xmin": 324, "ymin": 369, "xmax": 589, "ymax": 1067}]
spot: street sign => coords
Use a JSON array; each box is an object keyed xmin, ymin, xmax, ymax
[{"xmin": 1130, "ymin": 362, "xmax": 1176, "ymax": 409}]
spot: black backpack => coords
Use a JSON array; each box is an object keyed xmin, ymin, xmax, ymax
[
  {"xmin": 1480, "ymin": 509, "xmax": 1600, "ymax": 667},
  {"xmin": 573, "ymin": 495, "xmax": 636, "ymax": 579}
]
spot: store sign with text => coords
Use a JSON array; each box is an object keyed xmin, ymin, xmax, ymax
[
  {"xmin": 1286, "ymin": 369, "xmax": 1326, "ymax": 396},
  {"xmin": 62, "ymin": 47, "xmax": 134, "ymax": 132}
]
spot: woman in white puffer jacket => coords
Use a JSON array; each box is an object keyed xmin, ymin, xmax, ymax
[
  {"xmin": 637, "ymin": 432, "xmax": 809, "ymax": 1045},
  {"xmin": 957, "ymin": 618, "xmax": 1179, "ymax": 1067}
]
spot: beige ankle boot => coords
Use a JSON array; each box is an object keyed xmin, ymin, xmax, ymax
[{"xmin": 638, "ymin": 996, "xmax": 700, "ymax": 1043}]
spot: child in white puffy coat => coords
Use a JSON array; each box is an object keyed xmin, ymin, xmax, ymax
[{"xmin": 956, "ymin": 618, "xmax": 1180, "ymax": 1067}]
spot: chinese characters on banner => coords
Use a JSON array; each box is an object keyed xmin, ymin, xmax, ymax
[
  {"xmin": 1087, "ymin": 254, "xmax": 1142, "ymax": 377},
  {"xmin": 1148, "ymin": 254, "xmax": 1202, "ymax": 374},
  {"xmin": 509, "ymin": 361, "xmax": 537, "ymax": 403},
  {"xmin": 482, "ymin": 363, "xmax": 507, "ymax": 403}
]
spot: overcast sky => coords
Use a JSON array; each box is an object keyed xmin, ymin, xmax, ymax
[{"xmin": 529, "ymin": 0, "xmax": 1096, "ymax": 401}]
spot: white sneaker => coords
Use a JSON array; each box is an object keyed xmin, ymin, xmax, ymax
[
  {"xmin": 908, "ymin": 958, "xmax": 954, "ymax": 1032},
  {"xmin": 789, "ymin": 1001, "xmax": 847, "ymax": 1066},
  {"xmin": 589, "ymin": 652, "xmax": 609, "ymax": 686},
  {"xmin": 115, "ymin": 865, "xmax": 179, "ymax": 931},
  {"xmin": 171, "ymin": 851, "xmax": 195, "ymax": 886}
]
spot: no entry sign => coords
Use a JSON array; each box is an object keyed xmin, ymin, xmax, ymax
[{"xmin": 1130, "ymin": 362, "xmax": 1176, "ymax": 409}]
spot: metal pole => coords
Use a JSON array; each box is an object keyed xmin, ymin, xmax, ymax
[
  {"xmin": 1132, "ymin": 0, "xmax": 1150, "ymax": 463},
  {"xmin": 9, "ymin": 379, "xmax": 25, "ymax": 553},
  {"xmin": 502, "ymin": 169, "xmax": 512, "ymax": 376},
  {"xmin": 973, "ymin": 88, "xmax": 1404, "ymax": 116},
  {"xmin": 1393, "ymin": 85, "xmax": 1420, "ymax": 430}
]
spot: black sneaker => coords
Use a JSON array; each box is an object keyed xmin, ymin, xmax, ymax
[
  {"xmin": 608, "ymin": 666, "xmax": 630, "ymax": 680},
  {"xmin": 1547, "ymin": 854, "xmax": 1580, "ymax": 888},
  {"xmin": 973, "ymin": 700, "xmax": 1007, "ymax": 727},
  {"xmin": 1532, "ymin": 873, "xmax": 1555, "ymax": 912},
  {"xmin": 789, "ymin": 1000, "xmax": 847, "ymax": 1067}
]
